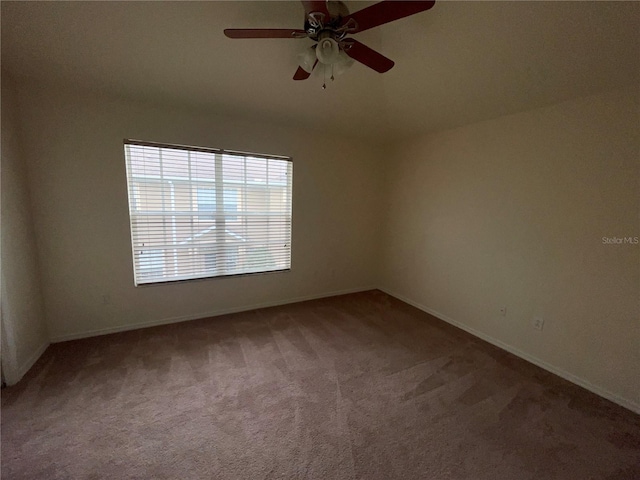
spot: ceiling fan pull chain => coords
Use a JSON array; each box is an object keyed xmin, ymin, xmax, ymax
[
  {"xmin": 322, "ymin": 63, "xmax": 327, "ymax": 90},
  {"xmin": 322, "ymin": 65, "xmax": 325, "ymax": 89}
]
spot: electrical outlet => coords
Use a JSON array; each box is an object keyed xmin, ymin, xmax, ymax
[
  {"xmin": 500, "ymin": 306, "xmax": 507, "ymax": 317},
  {"xmin": 532, "ymin": 316, "xmax": 544, "ymax": 331}
]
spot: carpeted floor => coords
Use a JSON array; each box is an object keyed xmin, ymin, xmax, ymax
[{"xmin": 2, "ymin": 290, "xmax": 639, "ymax": 479}]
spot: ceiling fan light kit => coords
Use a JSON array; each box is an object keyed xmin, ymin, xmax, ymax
[{"xmin": 224, "ymin": 0, "xmax": 436, "ymax": 88}]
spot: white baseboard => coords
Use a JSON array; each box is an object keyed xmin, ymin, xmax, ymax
[
  {"xmin": 378, "ymin": 287, "xmax": 640, "ymax": 415},
  {"xmin": 50, "ymin": 286, "xmax": 376, "ymax": 343},
  {"xmin": 6, "ymin": 340, "xmax": 50, "ymax": 386}
]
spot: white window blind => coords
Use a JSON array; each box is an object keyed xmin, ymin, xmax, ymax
[{"xmin": 123, "ymin": 140, "xmax": 292, "ymax": 286}]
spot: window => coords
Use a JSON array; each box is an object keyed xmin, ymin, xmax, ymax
[
  {"xmin": 139, "ymin": 249, "xmax": 165, "ymax": 278},
  {"xmin": 196, "ymin": 187, "xmax": 239, "ymax": 220},
  {"xmin": 203, "ymin": 245, "xmax": 238, "ymax": 272},
  {"xmin": 196, "ymin": 187, "xmax": 216, "ymax": 216},
  {"xmin": 124, "ymin": 140, "xmax": 292, "ymax": 285}
]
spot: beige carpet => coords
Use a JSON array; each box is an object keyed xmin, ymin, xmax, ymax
[{"xmin": 2, "ymin": 290, "xmax": 639, "ymax": 479}]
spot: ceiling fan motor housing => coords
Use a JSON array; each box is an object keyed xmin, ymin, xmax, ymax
[{"xmin": 303, "ymin": 1, "xmax": 349, "ymax": 38}]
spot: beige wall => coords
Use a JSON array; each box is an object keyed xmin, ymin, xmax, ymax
[
  {"xmin": 381, "ymin": 87, "xmax": 640, "ymax": 411},
  {"xmin": 14, "ymin": 79, "xmax": 382, "ymax": 341},
  {"xmin": 1, "ymin": 74, "xmax": 49, "ymax": 384}
]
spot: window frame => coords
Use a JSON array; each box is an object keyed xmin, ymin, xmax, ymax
[{"xmin": 123, "ymin": 139, "xmax": 293, "ymax": 286}]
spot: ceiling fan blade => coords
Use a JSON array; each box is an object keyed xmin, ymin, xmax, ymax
[
  {"xmin": 293, "ymin": 67, "xmax": 311, "ymax": 81},
  {"xmin": 224, "ymin": 29, "xmax": 307, "ymax": 39},
  {"xmin": 343, "ymin": 39, "xmax": 394, "ymax": 73},
  {"xmin": 341, "ymin": 0, "xmax": 435, "ymax": 34},
  {"xmin": 293, "ymin": 60, "xmax": 318, "ymax": 80},
  {"xmin": 300, "ymin": 1, "xmax": 330, "ymax": 16}
]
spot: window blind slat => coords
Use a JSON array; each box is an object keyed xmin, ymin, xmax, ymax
[{"xmin": 124, "ymin": 141, "xmax": 292, "ymax": 285}]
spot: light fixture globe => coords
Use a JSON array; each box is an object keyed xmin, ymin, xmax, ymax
[
  {"xmin": 315, "ymin": 34, "xmax": 340, "ymax": 65},
  {"xmin": 332, "ymin": 50, "xmax": 354, "ymax": 76},
  {"xmin": 297, "ymin": 46, "xmax": 317, "ymax": 73}
]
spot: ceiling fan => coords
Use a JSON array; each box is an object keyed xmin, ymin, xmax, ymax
[{"xmin": 224, "ymin": 0, "xmax": 436, "ymax": 86}]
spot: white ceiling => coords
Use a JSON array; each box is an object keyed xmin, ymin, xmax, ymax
[{"xmin": 2, "ymin": 1, "xmax": 639, "ymax": 141}]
